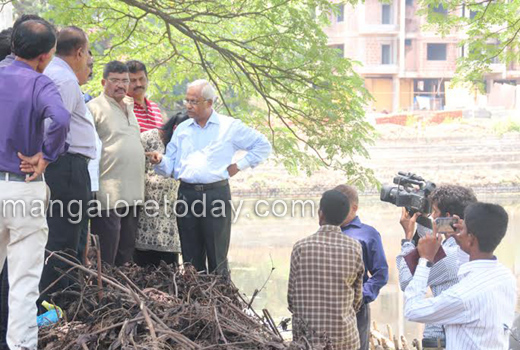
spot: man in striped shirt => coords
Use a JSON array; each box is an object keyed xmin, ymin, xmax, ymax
[
  {"xmin": 405, "ymin": 202, "xmax": 517, "ymax": 350},
  {"xmin": 125, "ymin": 60, "xmax": 164, "ymax": 132},
  {"xmin": 397, "ymin": 185, "xmax": 477, "ymax": 348}
]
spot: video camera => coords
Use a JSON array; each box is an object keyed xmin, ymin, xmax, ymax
[{"xmin": 380, "ymin": 172, "xmax": 436, "ymax": 215}]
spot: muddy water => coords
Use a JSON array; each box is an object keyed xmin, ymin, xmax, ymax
[{"xmin": 228, "ymin": 193, "xmax": 520, "ymax": 341}]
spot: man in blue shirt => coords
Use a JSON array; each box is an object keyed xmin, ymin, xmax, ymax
[
  {"xmin": 148, "ymin": 79, "xmax": 271, "ymax": 276},
  {"xmin": 335, "ymin": 184, "xmax": 389, "ymax": 350}
]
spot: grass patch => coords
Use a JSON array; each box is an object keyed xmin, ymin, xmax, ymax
[{"xmin": 493, "ymin": 117, "xmax": 520, "ymax": 135}]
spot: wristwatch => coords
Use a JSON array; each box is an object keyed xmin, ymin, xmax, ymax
[
  {"xmin": 401, "ymin": 239, "xmax": 411, "ymax": 246},
  {"xmin": 418, "ymin": 258, "xmax": 433, "ymax": 268}
]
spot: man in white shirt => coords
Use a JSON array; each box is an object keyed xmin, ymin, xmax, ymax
[
  {"xmin": 405, "ymin": 202, "xmax": 517, "ymax": 350},
  {"xmin": 40, "ymin": 26, "xmax": 97, "ymax": 303},
  {"xmin": 78, "ymin": 50, "xmax": 101, "ymax": 263},
  {"xmin": 147, "ymin": 79, "xmax": 271, "ymax": 276}
]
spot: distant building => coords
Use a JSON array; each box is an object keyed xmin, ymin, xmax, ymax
[
  {"xmin": 0, "ymin": 3, "xmax": 13, "ymax": 31},
  {"xmin": 324, "ymin": 0, "xmax": 520, "ymax": 112}
]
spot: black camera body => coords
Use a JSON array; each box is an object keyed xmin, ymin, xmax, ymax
[{"xmin": 380, "ymin": 172, "xmax": 436, "ymax": 214}]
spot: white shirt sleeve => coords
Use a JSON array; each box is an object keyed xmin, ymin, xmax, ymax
[
  {"xmin": 87, "ymin": 133, "xmax": 102, "ymax": 192},
  {"xmin": 396, "ymin": 241, "xmax": 416, "ymax": 291},
  {"xmin": 154, "ymin": 133, "xmax": 177, "ymax": 178},
  {"xmin": 59, "ymin": 79, "xmax": 81, "ymax": 113},
  {"xmin": 404, "ymin": 265, "xmax": 470, "ymax": 325}
]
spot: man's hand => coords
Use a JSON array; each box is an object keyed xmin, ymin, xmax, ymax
[
  {"xmin": 18, "ymin": 152, "xmax": 49, "ymax": 182},
  {"xmin": 449, "ymin": 215, "xmax": 463, "ymax": 237},
  {"xmin": 227, "ymin": 163, "xmax": 239, "ymax": 177},
  {"xmin": 145, "ymin": 151, "xmax": 162, "ymax": 165},
  {"xmin": 417, "ymin": 230, "xmax": 442, "ymax": 263},
  {"xmin": 400, "ymin": 208, "xmax": 420, "ymax": 240}
]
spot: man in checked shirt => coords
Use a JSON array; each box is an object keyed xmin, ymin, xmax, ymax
[{"xmin": 288, "ymin": 189, "xmax": 365, "ymax": 349}]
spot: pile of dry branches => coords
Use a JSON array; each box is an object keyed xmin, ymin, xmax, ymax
[{"xmin": 38, "ymin": 251, "xmax": 293, "ymax": 350}]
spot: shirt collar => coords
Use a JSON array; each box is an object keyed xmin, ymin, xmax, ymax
[
  {"xmin": 188, "ymin": 109, "xmax": 220, "ymax": 127},
  {"xmin": 2, "ymin": 54, "xmax": 15, "ymax": 65},
  {"xmin": 341, "ymin": 216, "xmax": 362, "ymax": 230},
  {"xmin": 317, "ymin": 225, "xmax": 342, "ymax": 234},
  {"xmin": 51, "ymin": 56, "xmax": 78, "ymax": 82},
  {"xmin": 103, "ymin": 93, "xmax": 128, "ymax": 109},
  {"xmin": 11, "ymin": 60, "xmax": 33, "ymax": 70},
  {"xmin": 458, "ymin": 257, "xmax": 498, "ymax": 278},
  {"xmin": 127, "ymin": 96, "xmax": 150, "ymax": 108}
]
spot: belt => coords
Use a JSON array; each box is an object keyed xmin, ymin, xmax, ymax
[
  {"xmin": 0, "ymin": 171, "xmax": 43, "ymax": 182},
  {"xmin": 65, "ymin": 152, "xmax": 90, "ymax": 163},
  {"xmin": 422, "ymin": 338, "xmax": 446, "ymax": 348},
  {"xmin": 180, "ymin": 179, "xmax": 228, "ymax": 192}
]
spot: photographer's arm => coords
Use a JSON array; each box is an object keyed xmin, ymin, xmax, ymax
[
  {"xmin": 405, "ymin": 234, "xmax": 470, "ymax": 324},
  {"xmin": 404, "ymin": 265, "xmax": 468, "ymax": 324},
  {"xmin": 396, "ymin": 208, "xmax": 419, "ymax": 291},
  {"xmin": 400, "ymin": 208, "xmax": 420, "ymax": 240}
]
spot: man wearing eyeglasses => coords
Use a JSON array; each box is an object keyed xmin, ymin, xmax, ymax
[
  {"xmin": 87, "ymin": 61, "xmax": 145, "ymax": 266},
  {"xmin": 147, "ymin": 79, "xmax": 271, "ymax": 276}
]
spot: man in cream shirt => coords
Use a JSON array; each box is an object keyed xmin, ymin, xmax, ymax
[{"xmin": 88, "ymin": 61, "xmax": 145, "ymax": 266}]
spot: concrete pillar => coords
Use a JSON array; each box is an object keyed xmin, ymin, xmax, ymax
[
  {"xmin": 399, "ymin": 0, "xmax": 406, "ymax": 76},
  {"xmin": 393, "ymin": 75, "xmax": 400, "ymax": 112},
  {"xmin": 357, "ymin": 2, "xmax": 366, "ymax": 65}
]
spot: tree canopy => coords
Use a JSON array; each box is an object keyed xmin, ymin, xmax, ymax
[
  {"xmin": 420, "ymin": 0, "xmax": 520, "ymax": 86},
  {"xmin": 6, "ymin": 0, "xmax": 376, "ymax": 187}
]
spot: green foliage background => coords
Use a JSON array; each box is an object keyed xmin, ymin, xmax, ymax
[{"xmin": 17, "ymin": 0, "xmax": 377, "ymax": 187}]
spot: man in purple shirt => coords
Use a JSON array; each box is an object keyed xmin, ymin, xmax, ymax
[
  {"xmin": 335, "ymin": 184, "xmax": 389, "ymax": 350},
  {"xmin": 0, "ymin": 19, "xmax": 69, "ymax": 350},
  {"xmin": 0, "ymin": 14, "xmax": 47, "ymax": 349}
]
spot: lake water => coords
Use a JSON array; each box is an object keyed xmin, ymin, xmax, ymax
[{"xmin": 228, "ymin": 193, "xmax": 520, "ymax": 342}]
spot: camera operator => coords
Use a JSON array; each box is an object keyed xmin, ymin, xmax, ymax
[
  {"xmin": 396, "ymin": 185, "xmax": 477, "ymax": 349},
  {"xmin": 404, "ymin": 202, "xmax": 517, "ymax": 350}
]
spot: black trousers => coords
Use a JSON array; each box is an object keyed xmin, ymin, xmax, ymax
[
  {"xmin": 133, "ymin": 249, "xmax": 179, "ymax": 267},
  {"xmin": 176, "ymin": 182, "xmax": 231, "ymax": 275},
  {"xmin": 40, "ymin": 154, "xmax": 90, "ymax": 302},
  {"xmin": 77, "ymin": 192, "xmax": 95, "ymax": 264},
  {"xmin": 356, "ymin": 303, "xmax": 370, "ymax": 350},
  {"xmin": 78, "ymin": 212, "xmax": 89, "ymax": 264},
  {"xmin": 90, "ymin": 206, "xmax": 140, "ymax": 266}
]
